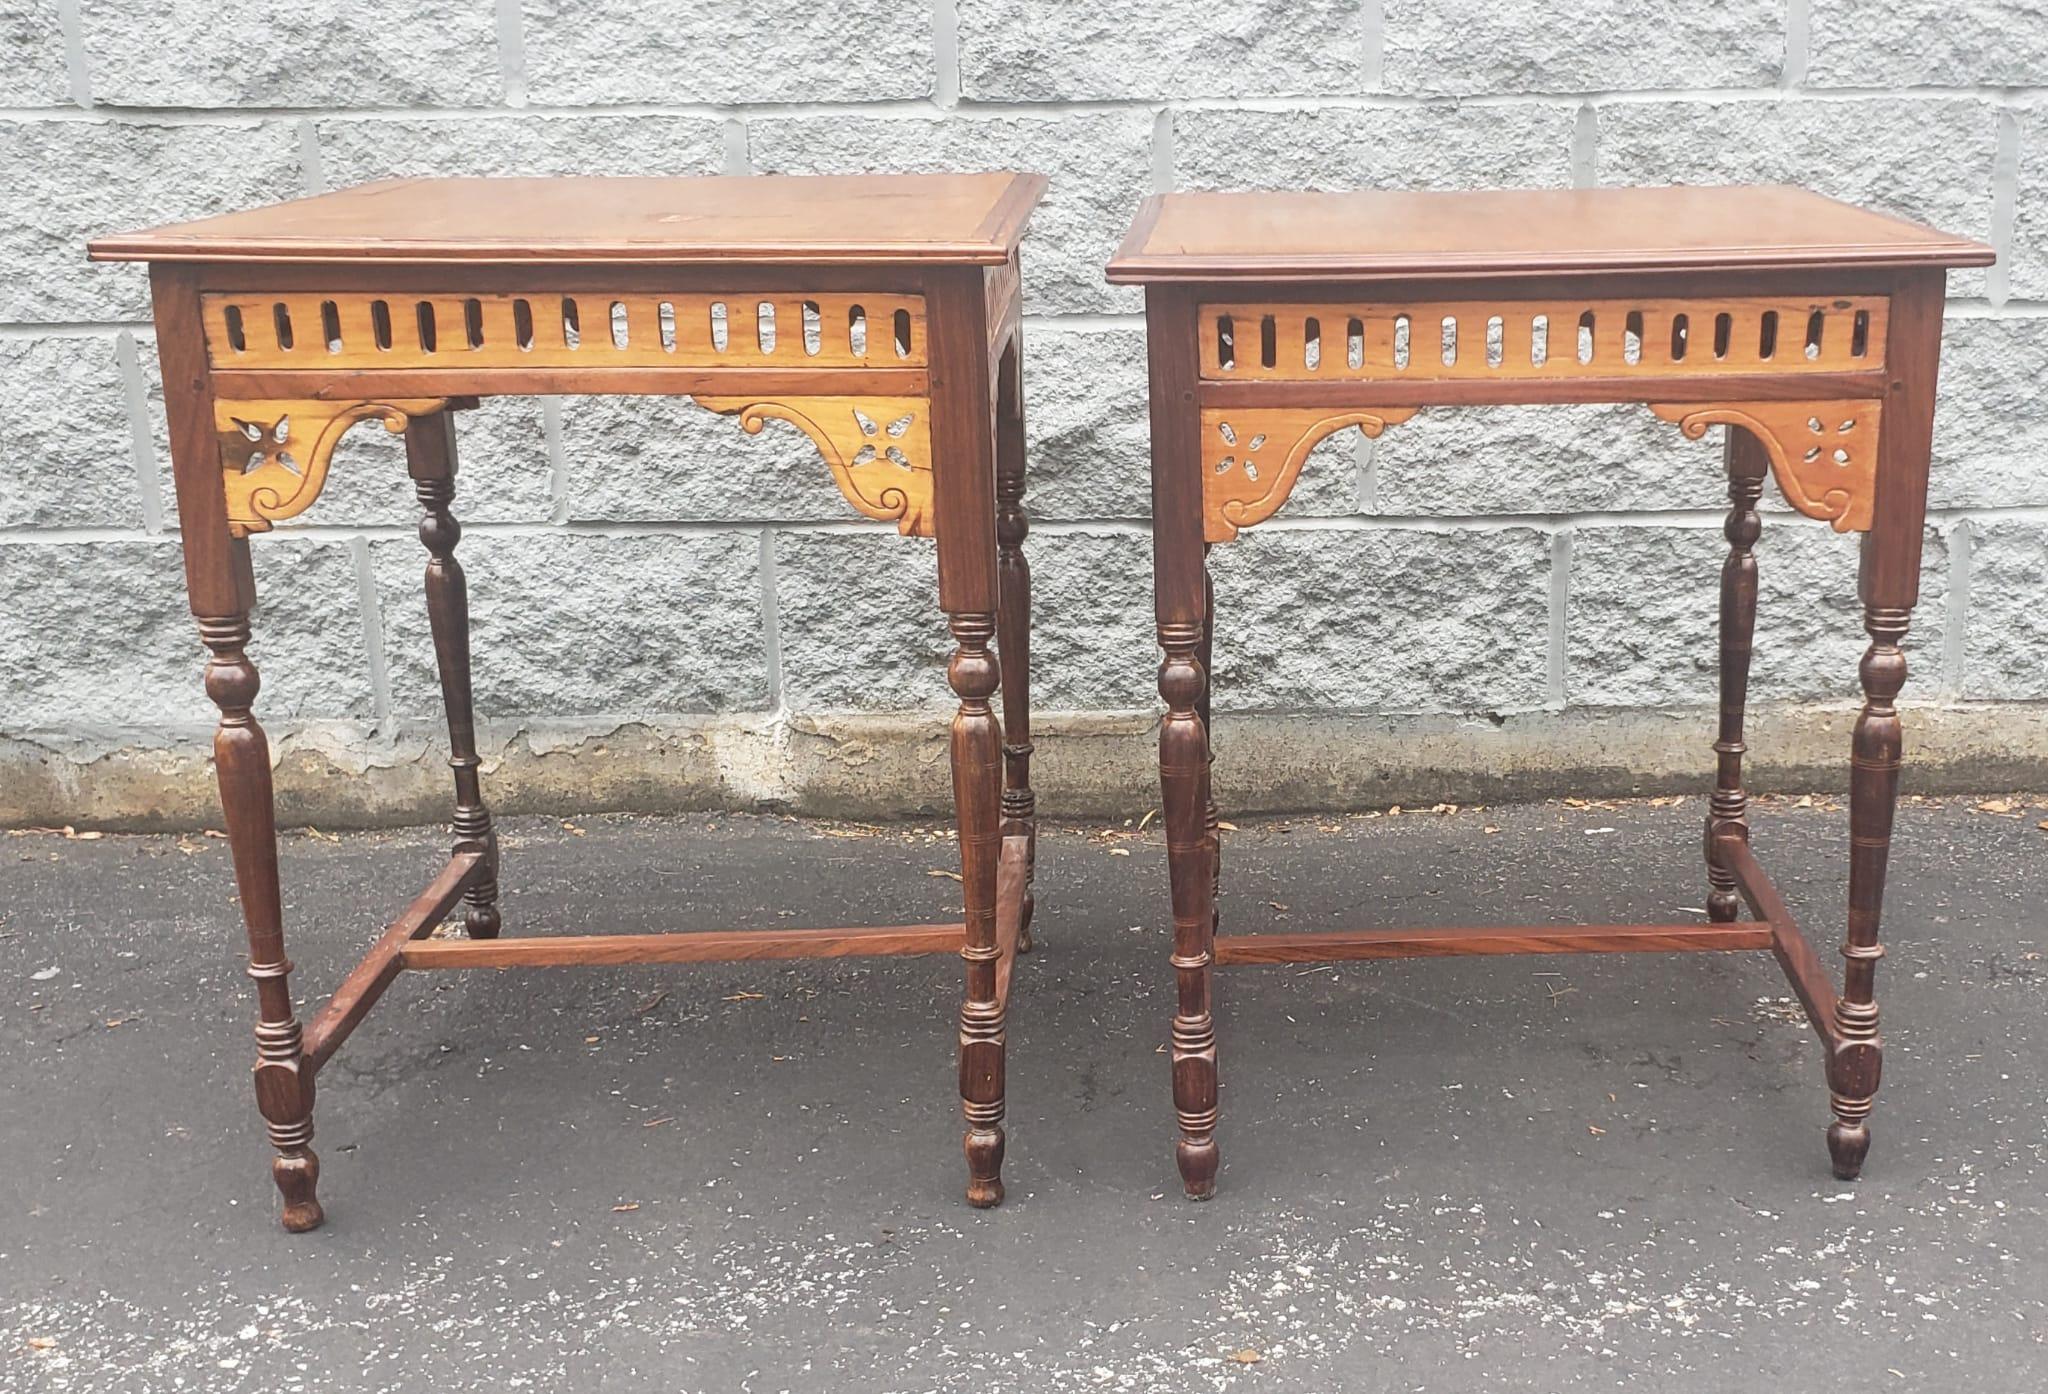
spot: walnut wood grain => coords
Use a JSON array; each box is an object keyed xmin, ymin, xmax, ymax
[
  {"xmin": 92, "ymin": 173, "xmax": 1049, "ymax": 267},
  {"xmin": 1110, "ymin": 186, "xmax": 1994, "ymax": 283}
]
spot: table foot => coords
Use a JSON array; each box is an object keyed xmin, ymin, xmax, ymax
[{"xmin": 273, "ymin": 1147, "xmax": 325, "ymax": 1232}]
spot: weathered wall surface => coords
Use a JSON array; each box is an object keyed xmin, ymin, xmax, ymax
[{"xmin": 1, "ymin": 1, "xmax": 2043, "ymax": 826}]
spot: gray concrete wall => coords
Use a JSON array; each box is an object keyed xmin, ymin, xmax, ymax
[{"xmin": 1, "ymin": 1, "xmax": 2044, "ymax": 827}]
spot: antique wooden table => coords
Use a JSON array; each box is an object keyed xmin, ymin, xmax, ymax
[
  {"xmin": 1109, "ymin": 185, "xmax": 1993, "ymax": 1198},
  {"xmin": 91, "ymin": 172, "xmax": 1046, "ymax": 1230}
]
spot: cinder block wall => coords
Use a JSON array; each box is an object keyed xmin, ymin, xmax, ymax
[{"xmin": 1, "ymin": 1, "xmax": 2043, "ymax": 827}]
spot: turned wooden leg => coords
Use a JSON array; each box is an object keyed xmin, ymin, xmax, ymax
[
  {"xmin": 1160, "ymin": 597, "xmax": 1219, "ymax": 1198},
  {"xmin": 406, "ymin": 415, "xmax": 500, "ymax": 938},
  {"xmin": 1201, "ymin": 561, "xmax": 1220, "ymax": 942},
  {"xmin": 993, "ymin": 340, "xmax": 1036, "ymax": 954},
  {"xmin": 949, "ymin": 611, "xmax": 1008, "ymax": 1206},
  {"xmin": 201, "ymin": 591, "xmax": 323, "ymax": 1232},
  {"xmin": 1149, "ymin": 285, "xmax": 1219, "ymax": 1198},
  {"xmin": 1705, "ymin": 429, "xmax": 1767, "ymax": 922},
  {"xmin": 1829, "ymin": 600, "xmax": 1910, "ymax": 1179},
  {"xmin": 1822, "ymin": 270, "xmax": 1944, "ymax": 1181}
]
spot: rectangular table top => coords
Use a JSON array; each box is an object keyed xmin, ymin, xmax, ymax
[
  {"xmin": 90, "ymin": 173, "xmax": 1048, "ymax": 268},
  {"xmin": 1108, "ymin": 185, "xmax": 1994, "ymax": 283}
]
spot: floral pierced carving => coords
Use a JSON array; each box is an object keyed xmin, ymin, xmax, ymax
[
  {"xmin": 695, "ymin": 395, "xmax": 935, "ymax": 536},
  {"xmin": 1200, "ymin": 407, "xmax": 1416, "ymax": 542},
  {"xmin": 215, "ymin": 398, "xmax": 451, "ymax": 536},
  {"xmin": 1649, "ymin": 400, "xmax": 1882, "ymax": 532}
]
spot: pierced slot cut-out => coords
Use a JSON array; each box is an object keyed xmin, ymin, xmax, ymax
[
  {"xmin": 1851, "ymin": 309, "xmax": 1870, "ymax": 357},
  {"xmin": 201, "ymin": 290, "xmax": 929, "ymax": 370},
  {"xmin": 1191, "ymin": 295, "xmax": 1888, "ymax": 382}
]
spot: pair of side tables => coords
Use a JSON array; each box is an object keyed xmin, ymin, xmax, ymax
[{"xmin": 90, "ymin": 175, "xmax": 1992, "ymax": 1230}]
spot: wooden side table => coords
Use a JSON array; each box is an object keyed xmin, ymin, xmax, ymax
[
  {"xmin": 1109, "ymin": 185, "xmax": 1993, "ymax": 1198},
  {"xmin": 90, "ymin": 173, "xmax": 1047, "ymax": 1230}
]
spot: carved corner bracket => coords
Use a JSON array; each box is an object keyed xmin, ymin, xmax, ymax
[
  {"xmin": 1650, "ymin": 400, "xmax": 1882, "ymax": 533},
  {"xmin": 215, "ymin": 398, "xmax": 451, "ymax": 536},
  {"xmin": 1200, "ymin": 407, "xmax": 1417, "ymax": 542},
  {"xmin": 695, "ymin": 395, "xmax": 936, "ymax": 537}
]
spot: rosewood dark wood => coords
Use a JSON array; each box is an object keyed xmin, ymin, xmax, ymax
[
  {"xmin": 1706, "ymin": 427, "xmax": 1769, "ymax": 922},
  {"xmin": 151, "ymin": 263, "xmax": 324, "ymax": 1232},
  {"xmin": 406, "ymin": 413, "xmax": 502, "ymax": 940},
  {"xmin": 1148, "ymin": 285, "xmax": 1221, "ymax": 1200},
  {"xmin": 402, "ymin": 922, "xmax": 968, "ymax": 968},
  {"xmin": 994, "ymin": 334, "xmax": 1037, "ymax": 954},
  {"xmin": 928, "ymin": 267, "xmax": 1010, "ymax": 1209},
  {"xmin": 119, "ymin": 176, "xmax": 1044, "ymax": 1229},
  {"xmin": 1825, "ymin": 270, "xmax": 1946, "ymax": 1181},
  {"xmin": 1718, "ymin": 834, "xmax": 1842, "ymax": 1042},
  {"xmin": 1122, "ymin": 188, "xmax": 1985, "ymax": 1197},
  {"xmin": 304, "ymin": 850, "xmax": 486, "ymax": 1069},
  {"xmin": 1214, "ymin": 922, "xmax": 1774, "ymax": 963}
]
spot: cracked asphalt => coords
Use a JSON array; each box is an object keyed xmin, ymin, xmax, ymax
[{"xmin": 3, "ymin": 794, "xmax": 2046, "ymax": 1391}]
